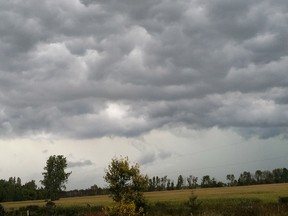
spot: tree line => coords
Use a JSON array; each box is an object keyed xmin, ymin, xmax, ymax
[
  {"xmin": 0, "ymin": 154, "xmax": 288, "ymax": 202},
  {"xmin": 147, "ymin": 167, "xmax": 288, "ymax": 191},
  {"xmin": 62, "ymin": 168, "xmax": 288, "ymax": 197},
  {"xmin": 0, "ymin": 177, "xmax": 46, "ymax": 202}
]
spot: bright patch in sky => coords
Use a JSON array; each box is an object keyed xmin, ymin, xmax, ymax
[{"xmin": 104, "ymin": 103, "xmax": 128, "ymax": 120}]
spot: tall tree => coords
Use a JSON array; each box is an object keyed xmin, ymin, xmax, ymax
[
  {"xmin": 176, "ymin": 175, "xmax": 184, "ymax": 189},
  {"xmin": 255, "ymin": 170, "xmax": 263, "ymax": 184},
  {"xmin": 262, "ymin": 170, "xmax": 274, "ymax": 184},
  {"xmin": 187, "ymin": 175, "xmax": 198, "ymax": 189},
  {"xmin": 238, "ymin": 171, "xmax": 254, "ymax": 186},
  {"xmin": 201, "ymin": 175, "xmax": 211, "ymax": 188},
  {"xmin": 273, "ymin": 168, "xmax": 283, "ymax": 183},
  {"xmin": 226, "ymin": 174, "xmax": 236, "ymax": 186},
  {"xmin": 282, "ymin": 168, "xmax": 288, "ymax": 183},
  {"xmin": 160, "ymin": 176, "xmax": 167, "ymax": 190},
  {"xmin": 104, "ymin": 156, "xmax": 148, "ymax": 211},
  {"xmin": 41, "ymin": 155, "xmax": 71, "ymax": 200}
]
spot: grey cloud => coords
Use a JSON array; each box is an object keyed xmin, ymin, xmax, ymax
[
  {"xmin": 158, "ymin": 151, "xmax": 172, "ymax": 160},
  {"xmin": 0, "ymin": 0, "xmax": 287, "ymax": 139},
  {"xmin": 139, "ymin": 152, "xmax": 156, "ymax": 166},
  {"xmin": 138, "ymin": 150, "xmax": 172, "ymax": 166},
  {"xmin": 68, "ymin": 159, "xmax": 94, "ymax": 168}
]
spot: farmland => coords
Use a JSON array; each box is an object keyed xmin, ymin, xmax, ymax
[
  {"xmin": 1, "ymin": 183, "xmax": 288, "ymax": 211},
  {"xmin": 147, "ymin": 183, "xmax": 288, "ymax": 203}
]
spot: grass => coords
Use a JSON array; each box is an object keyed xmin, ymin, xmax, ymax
[
  {"xmin": 0, "ymin": 195, "xmax": 112, "ymax": 211},
  {"xmin": 146, "ymin": 183, "xmax": 288, "ymax": 203},
  {"xmin": 1, "ymin": 183, "xmax": 288, "ymax": 211}
]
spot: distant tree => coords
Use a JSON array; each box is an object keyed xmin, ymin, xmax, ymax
[
  {"xmin": 167, "ymin": 179, "xmax": 171, "ymax": 190},
  {"xmin": 187, "ymin": 175, "xmax": 198, "ymax": 189},
  {"xmin": 90, "ymin": 184, "xmax": 98, "ymax": 195},
  {"xmin": 152, "ymin": 177, "xmax": 156, "ymax": 190},
  {"xmin": 192, "ymin": 176, "xmax": 198, "ymax": 188},
  {"xmin": 41, "ymin": 155, "xmax": 71, "ymax": 201},
  {"xmin": 24, "ymin": 180, "xmax": 37, "ymax": 191},
  {"xmin": 273, "ymin": 168, "xmax": 284, "ymax": 183},
  {"xmin": 176, "ymin": 175, "xmax": 184, "ymax": 189},
  {"xmin": 238, "ymin": 171, "xmax": 254, "ymax": 186},
  {"xmin": 201, "ymin": 175, "xmax": 211, "ymax": 188},
  {"xmin": 104, "ymin": 156, "xmax": 148, "ymax": 211},
  {"xmin": 171, "ymin": 181, "xmax": 175, "ymax": 190},
  {"xmin": 226, "ymin": 174, "xmax": 236, "ymax": 186},
  {"xmin": 8, "ymin": 177, "xmax": 15, "ymax": 185},
  {"xmin": 23, "ymin": 180, "xmax": 38, "ymax": 200},
  {"xmin": 160, "ymin": 176, "xmax": 168, "ymax": 190},
  {"xmin": 282, "ymin": 168, "xmax": 288, "ymax": 183},
  {"xmin": 262, "ymin": 170, "xmax": 274, "ymax": 184},
  {"xmin": 255, "ymin": 170, "xmax": 263, "ymax": 184},
  {"xmin": 156, "ymin": 176, "xmax": 161, "ymax": 191},
  {"xmin": 16, "ymin": 177, "xmax": 22, "ymax": 187}
]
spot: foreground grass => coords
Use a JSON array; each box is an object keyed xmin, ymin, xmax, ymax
[{"xmin": 1, "ymin": 183, "xmax": 288, "ymax": 211}]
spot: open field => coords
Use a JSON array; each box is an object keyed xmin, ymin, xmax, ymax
[
  {"xmin": 1, "ymin": 183, "xmax": 288, "ymax": 211},
  {"xmin": 145, "ymin": 183, "xmax": 288, "ymax": 203}
]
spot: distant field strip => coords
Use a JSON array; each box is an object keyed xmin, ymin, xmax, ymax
[
  {"xmin": 146, "ymin": 183, "xmax": 288, "ymax": 203},
  {"xmin": 1, "ymin": 183, "xmax": 288, "ymax": 210}
]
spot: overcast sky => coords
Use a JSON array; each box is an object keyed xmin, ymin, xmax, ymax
[{"xmin": 0, "ymin": 0, "xmax": 288, "ymax": 190}]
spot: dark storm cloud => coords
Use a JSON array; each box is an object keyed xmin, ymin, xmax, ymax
[{"xmin": 0, "ymin": 0, "xmax": 287, "ymax": 139}]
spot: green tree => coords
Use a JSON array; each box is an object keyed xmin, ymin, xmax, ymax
[
  {"xmin": 201, "ymin": 175, "xmax": 211, "ymax": 188},
  {"xmin": 255, "ymin": 170, "xmax": 263, "ymax": 184},
  {"xmin": 273, "ymin": 168, "xmax": 283, "ymax": 183},
  {"xmin": 226, "ymin": 174, "xmax": 235, "ymax": 186},
  {"xmin": 171, "ymin": 181, "xmax": 175, "ymax": 190},
  {"xmin": 41, "ymin": 155, "xmax": 71, "ymax": 200},
  {"xmin": 187, "ymin": 175, "xmax": 198, "ymax": 189},
  {"xmin": 282, "ymin": 168, "xmax": 288, "ymax": 183},
  {"xmin": 104, "ymin": 156, "xmax": 148, "ymax": 211},
  {"xmin": 23, "ymin": 180, "xmax": 38, "ymax": 200},
  {"xmin": 238, "ymin": 171, "xmax": 254, "ymax": 186},
  {"xmin": 176, "ymin": 175, "xmax": 184, "ymax": 189},
  {"xmin": 262, "ymin": 170, "xmax": 274, "ymax": 184}
]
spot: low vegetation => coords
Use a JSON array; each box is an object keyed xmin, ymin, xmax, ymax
[{"xmin": 1, "ymin": 183, "xmax": 288, "ymax": 215}]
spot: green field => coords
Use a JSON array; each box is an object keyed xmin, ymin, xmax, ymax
[{"xmin": 1, "ymin": 183, "xmax": 288, "ymax": 211}]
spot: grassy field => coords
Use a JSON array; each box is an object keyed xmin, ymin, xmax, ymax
[
  {"xmin": 146, "ymin": 183, "xmax": 288, "ymax": 203},
  {"xmin": 1, "ymin": 183, "xmax": 288, "ymax": 211}
]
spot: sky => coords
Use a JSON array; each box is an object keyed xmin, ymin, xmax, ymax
[{"xmin": 0, "ymin": 0, "xmax": 288, "ymax": 190}]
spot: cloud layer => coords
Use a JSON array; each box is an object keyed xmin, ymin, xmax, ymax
[{"xmin": 0, "ymin": 0, "xmax": 287, "ymax": 139}]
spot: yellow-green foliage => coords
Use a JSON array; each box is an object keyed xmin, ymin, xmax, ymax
[{"xmin": 105, "ymin": 201, "xmax": 144, "ymax": 216}]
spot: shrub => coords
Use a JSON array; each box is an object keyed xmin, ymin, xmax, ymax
[
  {"xmin": 105, "ymin": 201, "xmax": 144, "ymax": 216},
  {"xmin": 186, "ymin": 192, "xmax": 202, "ymax": 215},
  {"xmin": 0, "ymin": 204, "xmax": 4, "ymax": 216},
  {"xmin": 279, "ymin": 196, "xmax": 288, "ymax": 204},
  {"xmin": 148, "ymin": 201, "xmax": 189, "ymax": 216}
]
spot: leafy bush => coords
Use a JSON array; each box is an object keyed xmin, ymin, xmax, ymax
[
  {"xmin": 185, "ymin": 192, "xmax": 202, "ymax": 215},
  {"xmin": 279, "ymin": 196, "xmax": 288, "ymax": 204},
  {"xmin": 105, "ymin": 201, "xmax": 146, "ymax": 216},
  {"xmin": 0, "ymin": 204, "xmax": 4, "ymax": 216},
  {"xmin": 6, "ymin": 205, "xmax": 105, "ymax": 216},
  {"xmin": 147, "ymin": 201, "xmax": 189, "ymax": 216}
]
